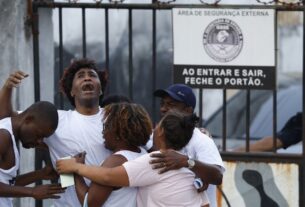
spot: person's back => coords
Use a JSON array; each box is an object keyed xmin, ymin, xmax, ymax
[
  {"xmin": 101, "ymin": 148, "xmax": 147, "ymax": 207},
  {"xmin": 124, "ymin": 152, "xmax": 206, "ymax": 207}
]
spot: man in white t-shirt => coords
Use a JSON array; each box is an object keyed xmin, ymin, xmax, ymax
[
  {"xmin": 0, "ymin": 59, "xmax": 111, "ymax": 207},
  {"xmin": 151, "ymin": 84, "xmax": 225, "ymax": 207}
]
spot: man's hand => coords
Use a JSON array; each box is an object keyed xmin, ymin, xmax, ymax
[
  {"xmin": 149, "ymin": 149, "xmax": 188, "ymax": 174},
  {"xmin": 4, "ymin": 71, "xmax": 29, "ymax": 89},
  {"xmin": 74, "ymin": 152, "xmax": 86, "ymax": 164},
  {"xmin": 31, "ymin": 184, "xmax": 65, "ymax": 200}
]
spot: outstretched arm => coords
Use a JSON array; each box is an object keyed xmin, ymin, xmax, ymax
[
  {"xmin": 56, "ymin": 158, "xmax": 129, "ymax": 188},
  {"xmin": 234, "ymin": 136, "xmax": 283, "ymax": 152},
  {"xmin": 150, "ymin": 150, "xmax": 223, "ymax": 185},
  {"xmin": 0, "ymin": 182, "xmax": 64, "ymax": 199},
  {"xmin": 0, "ymin": 71, "xmax": 28, "ymax": 118},
  {"xmin": 15, "ymin": 165, "xmax": 59, "ymax": 186}
]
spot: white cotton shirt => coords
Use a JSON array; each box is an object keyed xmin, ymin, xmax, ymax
[
  {"xmin": 44, "ymin": 109, "xmax": 111, "ymax": 207},
  {"xmin": 0, "ymin": 118, "xmax": 20, "ymax": 207},
  {"xmin": 101, "ymin": 147, "xmax": 147, "ymax": 207},
  {"xmin": 179, "ymin": 128, "xmax": 225, "ymax": 207},
  {"xmin": 123, "ymin": 151, "xmax": 209, "ymax": 207}
]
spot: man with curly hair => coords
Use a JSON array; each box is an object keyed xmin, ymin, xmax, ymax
[{"xmin": 0, "ymin": 58, "xmax": 112, "ymax": 207}]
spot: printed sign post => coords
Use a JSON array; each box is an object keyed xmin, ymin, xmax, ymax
[{"xmin": 173, "ymin": 8, "xmax": 275, "ymax": 89}]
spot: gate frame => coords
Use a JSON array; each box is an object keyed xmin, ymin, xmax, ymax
[{"xmin": 32, "ymin": 1, "xmax": 305, "ymax": 206}]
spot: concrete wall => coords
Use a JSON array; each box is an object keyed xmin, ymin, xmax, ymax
[
  {"xmin": 0, "ymin": 1, "xmax": 54, "ymax": 206},
  {"xmin": 0, "ymin": 0, "xmax": 35, "ymax": 206}
]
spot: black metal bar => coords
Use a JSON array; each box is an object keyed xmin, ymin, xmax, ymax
[
  {"xmin": 32, "ymin": 5, "xmax": 42, "ymax": 207},
  {"xmin": 152, "ymin": 9, "xmax": 157, "ymax": 123},
  {"xmin": 221, "ymin": 151, "xmax": 304, "ymax": 163},
  {"xmin": 222, "ymin": 89, "xmax": 227, "ymax": 151},
  {"xmin": 128, "ymin": 9, "xmax": 133, "ymax": 100},
  {"xmin": 272, "ymin": 11, "xmax": 278, "ymax": 153},
  {"xmin": 82, "ymin": 7, "xmax": 87, "ymax": 58},
  {"xmin": 245, "ymin": 89, "xmax": 250, "ymax": 152},
  {"xmin": 105, "ymin": 8, "xmax": 110, "ymax": 93},
  {"xmin": 33, "ymin": 2, "xmax": 305, "ymax": 11},
  {"xmin": 58, "ymin": 7, "xmax": 64, "ymax": 109},
  {"xmin": 300, "ymin": 8, "xmax": 305, "ymax": 207},
  {"xmin": 199, "ymin": 89, "xmax": 203, "ymax": 126},
  {"xmin": 33, "ymin": 9, "xmax": 40, "ymax": 103}
]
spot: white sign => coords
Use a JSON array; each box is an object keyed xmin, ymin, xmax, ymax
[{"xmin": 173, "ymin": 8, "xmax": 275, "ymax": 89}]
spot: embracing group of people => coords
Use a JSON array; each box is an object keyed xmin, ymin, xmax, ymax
[{"xmin": 0, "ymin": 58, "xmax": 224, "ymax": 207}]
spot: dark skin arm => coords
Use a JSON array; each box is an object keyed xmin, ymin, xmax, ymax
[
  {"xmin": 0, "ymin": 130, "xmax": 64, "ymax": 199},
  {"xmin": 0, "ymin": 71, "xmax": 28, "ymax": 118},
  {"xmin": 0, "ymin": 182, "xmax": 65, "ymax": 199},
  {"xmin": 15, "ymin": 144, "xmax": 58, "ymax": 186},
  {"xmin": 233, "ymin": 136, "xmax": 283, "ymax": 152},
  {"xmin": 74, "ymin": 153, "xmax": 128, "ymax": 207},
  {"xmin": 73, "ymin": 153, "xmax": 90, "ymax": 205},
  {"xmin": 150, "ymin": 149, "xmax": 223, "ymax": 186},
  {"xmin": 15, "ymin": 164, "xmax": 59, "ymax": 186}
]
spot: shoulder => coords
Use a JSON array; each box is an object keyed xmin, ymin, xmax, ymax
[
  {"xmin": 57, "ymin": 109, "xmax": 71, "ymax": 118},
  {"xmin": 189, "ymin": 128, "xmax": 214, "ymax": 144},
  {"xmin": 102, "ymin": 154, "xmax": 128, "ymax": 168}
]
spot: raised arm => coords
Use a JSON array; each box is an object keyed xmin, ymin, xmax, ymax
[{"xmin": 0, "ymin": 71, "xmax": 28, "ymax": 118}]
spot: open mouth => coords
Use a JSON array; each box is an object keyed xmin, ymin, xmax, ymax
[{"xmin": 81, "ymin": 83, "xmax": 95, "ymax": 92}]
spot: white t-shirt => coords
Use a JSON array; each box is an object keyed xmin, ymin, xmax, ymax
[
  {"xmin": 123, "ymin": 151, "xmax": 209, "ymax": 207},
  {"xmin": 101, "ymin": 148, "xmax": 147, "ymax": 207},
  {"xmin": 0, "ymin": 118, "xmax": 20, "ymax": 207},
  {"xmin": 44, "ymin": 109, "xmax": 111, "ymax": 207},
  {"xmin": 180, "ymin": 128, "xmax": 225, "ymax": 207}
]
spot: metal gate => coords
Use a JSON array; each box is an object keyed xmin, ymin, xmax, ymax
[{"xmin": 31, "ymin": 1, "xmax": 305, "ymax": 206}]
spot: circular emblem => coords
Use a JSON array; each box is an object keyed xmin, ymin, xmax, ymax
[{"xmin": 203, "ymin": 18, "xmax": 243, "ymax": 63}]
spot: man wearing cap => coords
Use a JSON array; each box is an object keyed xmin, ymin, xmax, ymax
[{"xmin": 150, "ymin": 84, "xmax": 225, "ymax": 207}]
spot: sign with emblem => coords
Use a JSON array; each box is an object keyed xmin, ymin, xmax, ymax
[{"xmin": 173, "ymin": 8, "xmax": 275, "ymax": 89}]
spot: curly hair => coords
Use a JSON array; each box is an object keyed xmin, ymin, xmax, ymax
[
  {"xmin": 160, "ymin": 111, "xmax": 199, "ymax": 150},
  {"xmin": 60, "ymin": 58, "xmax": 108, "ymax": 107},
  {"xmin": 103, "ymin": 103, "xmax": 152, "ymax": 147}
]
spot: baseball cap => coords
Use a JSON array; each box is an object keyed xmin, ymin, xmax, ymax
[{"xmin": 154, "ymin": 84, "xmax": 196, "ymax": 109}]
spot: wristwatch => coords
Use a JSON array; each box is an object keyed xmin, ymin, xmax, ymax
[{"xmin": 187, "ymin": 158, "xmax": 195, "ymax": 169}]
